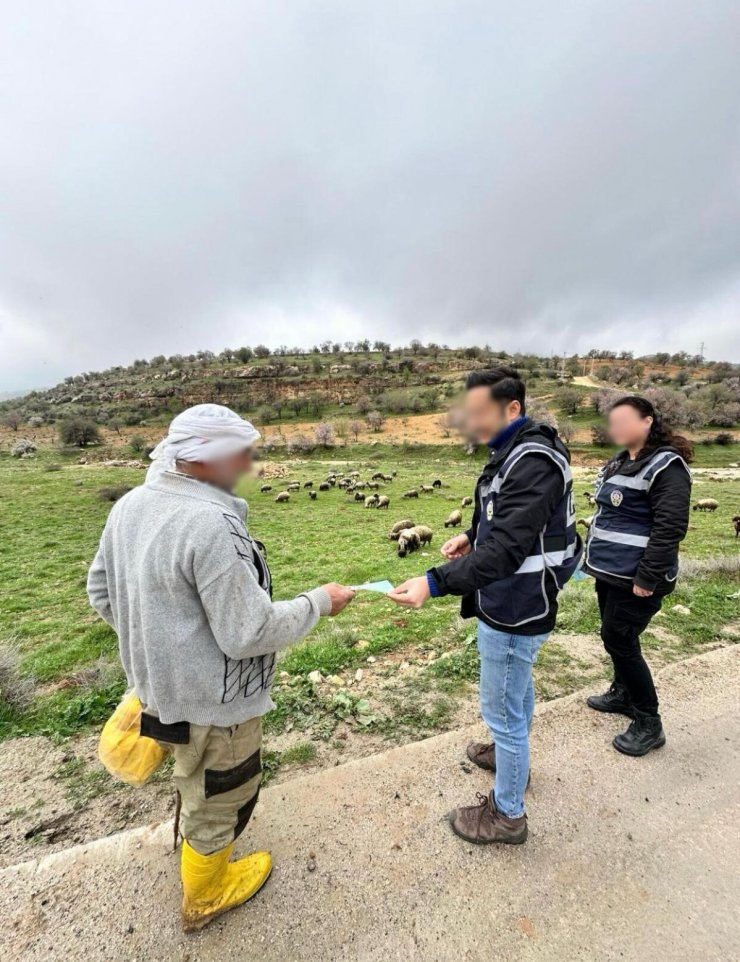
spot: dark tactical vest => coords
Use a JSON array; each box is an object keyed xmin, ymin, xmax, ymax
[
  {"xmin": 585, "ymin": 450, "xmax": 690, "ymax": 582},
  {"xmin": 475, "ymin": 440, "xmax": 582, "ymax": 629}
]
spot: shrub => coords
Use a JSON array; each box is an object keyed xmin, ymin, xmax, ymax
[
  {"xmin": 287, "ymin": 434, "xmax": 315, "ymax": 454},
  {"xmin": 59, "ymin": 418, "xmax": 101, "ymax": 447},
  {"xmin": 129, "ymin": 434, "xmax": 147, "ymax": 454},
  {"xmin": 366, "ymin": 410, "xmax": 385, "ymax": 432},
  {"xmin": 10, "ymin": 438, "xmax": 37, "ymax": 457},
  {"xmin": 590, "ymin": 423, "xmax": 611, "ymax": 447},
  {"xmin": 97, "ymin": 485, "xmax": 132, "ymax": 502},
  {"xmin": 713, "ymin": 432, "xmax": 736, "ymax": 446}
]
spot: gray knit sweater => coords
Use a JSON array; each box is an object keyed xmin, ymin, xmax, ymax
[{"xmin": 87, "ymin": 471, "xmax": 331, "ymax": 726}]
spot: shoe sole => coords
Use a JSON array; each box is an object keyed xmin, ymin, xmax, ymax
[
  {"xmin": 612, "ymin": 735, "xmax": 666, "ymax": 757},
  {"xmin": 181, "ymin": 864, "xmax": 273, "ymax": 933},
  {"xmin": 449, "ymin": 815, "xmax": 528, "ymax": 845},
  {"xmin": 585, "ymin": 697, "xmax": 635, "ymax": 719}
]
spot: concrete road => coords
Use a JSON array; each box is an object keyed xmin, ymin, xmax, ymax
[{"xmin": 2, "ymin": 646, "xmax": 738, "ymax": 962}]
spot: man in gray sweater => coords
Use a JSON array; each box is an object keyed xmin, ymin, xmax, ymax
[{"xmin": 87, "ymin": 403, "xmax": 354, "ymax": 931}]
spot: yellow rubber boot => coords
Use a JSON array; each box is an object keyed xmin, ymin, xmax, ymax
[{"xmin": 180, "ymin": 839, "xmax": 272, "ymax": 932}]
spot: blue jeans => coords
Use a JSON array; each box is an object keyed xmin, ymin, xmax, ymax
[{"xmin": 477, "ymin": 620, "xmax": 549, "ymax": 819}]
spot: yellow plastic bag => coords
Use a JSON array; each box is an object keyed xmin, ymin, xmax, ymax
[{"xmin": 98, "ymin": 691, "xmax": 168, "ymax": 786}]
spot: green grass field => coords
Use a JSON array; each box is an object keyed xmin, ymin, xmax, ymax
[{"xmin": 1, "ymin": 445, "xmax": 738, "ymax": 756}]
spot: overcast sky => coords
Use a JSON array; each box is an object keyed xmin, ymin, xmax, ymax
[{"xmin": 1, "ymin": 1, "xmax": 740, "ymax": 391}]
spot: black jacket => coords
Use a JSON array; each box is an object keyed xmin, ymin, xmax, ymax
[
  {"xmin": 584, "ymin": 446, "xmax": 691, "ymax": 595},
  {"xmin": 428, "ymin": 420, "xmax": 568, "ymax": 635}
]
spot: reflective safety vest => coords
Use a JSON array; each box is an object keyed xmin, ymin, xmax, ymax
[
  {"xmin": 475, "ymin": 441, "xmax": 582, "ymax": 628},
  {"xmin": 585, "ymin": 450, "xmax": 691, "ymax": 582}
]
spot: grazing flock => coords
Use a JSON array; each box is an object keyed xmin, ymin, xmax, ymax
[
  {"xmin": 259, "ymin": 468, "xmax": 472, "ymax": 558},
  {"xmin": 259, "ymin": 468, "xmax": 740, "ymax": 558}
]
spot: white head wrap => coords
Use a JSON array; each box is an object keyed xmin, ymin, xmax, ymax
[{"xmin": 147, "ymin": 403, "xmax": 260, "ymax": 481}]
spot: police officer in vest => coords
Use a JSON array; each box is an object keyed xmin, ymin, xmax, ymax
[
  {"xmin": 584, "ymin": 395, "xmax": 692, "ymax": 756},
  {"xmin": 389, "ymin": 367, "xmax": 581, "ymax": 845}
]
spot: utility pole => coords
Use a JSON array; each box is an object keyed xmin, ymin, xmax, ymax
[{"xmin": 699, "ymin": 341, "xmax": 705, "ymax": 362}]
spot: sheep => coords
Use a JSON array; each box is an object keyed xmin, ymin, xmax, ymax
[
  {"xmin": 411, "ymin": 524, "xmax": 433, "ymax": 547},
  {"xmin": 577, "ymin": 516, "xmax": 594, "ymax": 531},
  {"xmin": 260, "ymin": 484, "xmax": 273, "ymax": 493},
  {"xmin": 432, "ymin": 479, "xmax": 442, "ymax": 488},
  {"xmin": 364, "ymin": 494, "xmax": 380, "ymax": 508},
  {"xmin": 274, "ymin": 492, "xmax": 290, "ymax": 503},
  {"xmin": 733, "ymin": 516, "xmax": 740, "ymax": 538},
  {"xmin": 381, "ymin": 473, "xmax": 394, "ymax": 482},
  {"xmin": 403, "ymin": 489, "xmax": 420, "ymax": 499},
  {"xmin": 319, "ymin": 482, "xmax": 331, "ymax": 491},
  {"xmin": 583, "ymin": 491, "xmax": 597, "ymax": 506},
  {"xmin": 349, "ymin": 470, "xmax": 361, "ymax": 478},
  {"xmin": 366, "ymin": 481, "xmax": 381, "ymax": 490},
  {"xmin": 354, "ymin": 481, "xmax": 367, "ymax": 491},
  {"xmin": 287, "ymin": 482, "xmax": 301, "ymax": 492},
  {"xmin": 420, "ymin": 485, "xmax": 435, "ymax": 494},
  {"xmin": 376, "ymin": 495, "xmax": 391, "ymax": 509},
  {"xmin": 461, "ymin": 496, "xmax": 473, "ymax": 508},
  {"xmin": 353, "ymin": 491, "xmax": 366, "ymax": 502},
  {"xmin": 444, "ymin": 509, "xmax": 463, "ymax": 528},
  {"xmin": 338, "ymin": 478, "xmax": 350, "ymax": 488},
  {"xmin": 693, "ymin": 499, "xmax": 719, "ymax": 512},
  {"xmin": 389, "ymin": 518, "xmax": 415, "ymax": 540},
  {"xmin": 397, "ymin": 529, "xmax": 421, "ymax": 557},
  {"xmin": 371, "ymin": 472, "xmax": 386, "ymax": 481},
  {"xmin": 303, "ymin": 480, "xmax": 314, "ymax": 488},
  {"xmin": 309, "ymin": 491, "xmax": 318, "ymax": 501}
]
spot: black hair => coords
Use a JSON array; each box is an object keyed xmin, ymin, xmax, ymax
[
  {"xmin": 465, "ymin": 366, "xmax": 526, "ymax": 415},
  {"xmin": 609, "ymin": 395, "xmax": 694, "ymax": 463}
]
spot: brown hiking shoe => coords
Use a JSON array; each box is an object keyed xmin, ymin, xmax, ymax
[
  {"xmin": 466, "ymin": 741, "xmax": 496, "ymax": 771},
  {"xmin": 449, "ymin": 792, "xmax": 528, "ymax": 845},
  {"xmin": 465, "ymin": 742, "xmax": 532, "ymax": 789}
]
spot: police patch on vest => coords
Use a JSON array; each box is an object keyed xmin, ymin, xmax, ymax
[
  {"xmin": 486, "ymin": 500, "xmax": 494, "ymax": 521},
  {"xmin": 610, "ymin": 490, "xmax": 623, "ymax": 507}
]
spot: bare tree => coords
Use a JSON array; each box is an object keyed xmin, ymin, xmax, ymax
[
  {"xmin": 1, "ymin": 411, "xmax": 21, "ymax": 432},
  {"xmin": 349, "ymin": 419, "xmax": 363, "ymax": 442},
  {"xmin": 315, "ymin": 422, "xmax": 336, "ymax": 448}
]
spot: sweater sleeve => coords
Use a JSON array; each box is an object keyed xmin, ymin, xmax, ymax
[
  {"xmin": 197, "ymin": 553, "xmax": 331, "ymax": 660},
  {"xmin": 87, "ymin": 541, "xmax": 115, "ymax": 628},
  {"xmin": 428, "ymin": 454, "xmax": 564, "ymax": 596},
  {"xmin": 634, "ymin": 459, "xmax": 691, "ymax": 591}
]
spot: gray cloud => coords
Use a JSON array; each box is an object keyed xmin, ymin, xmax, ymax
[{"xmin": 1, "ymin": 0, "xmax": 740, "ymax": 391}]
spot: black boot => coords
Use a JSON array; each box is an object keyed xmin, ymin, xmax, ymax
[
  {"xmin": 613, "ymin": 710, "xmax": 666, "ymax": 757},
  {"xmin": 586, "ymin": 682, "xmax": 634, "ymax": 718}
]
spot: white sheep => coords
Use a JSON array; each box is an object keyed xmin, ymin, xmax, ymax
[{"xmin": 693, "ymin": 499, "xmax": 719, "ymax": 512}]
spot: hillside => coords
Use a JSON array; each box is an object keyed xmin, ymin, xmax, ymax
[{"xmin": 1, "ymin": 344, "xmax": 738, "ymax": 459}]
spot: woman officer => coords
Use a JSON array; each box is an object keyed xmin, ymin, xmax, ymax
[{"xmin": 584, "ymin": 396, "xmax": 692, "ymax": 756}]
